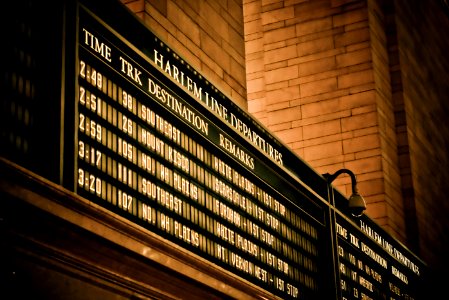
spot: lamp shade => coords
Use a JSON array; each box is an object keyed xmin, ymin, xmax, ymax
[{"xmin": 348, "ymin": 192, "xmax": 366, "ymax": 217}]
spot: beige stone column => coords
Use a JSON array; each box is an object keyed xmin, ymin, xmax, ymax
[{"xmin": 244, "ymin": 0, "xmax": 406, "ymax": 242}]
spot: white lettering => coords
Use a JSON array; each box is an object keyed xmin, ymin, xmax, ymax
[{"xmin": 82, "ymin": 28, "xmax": 111, "ymax": 62}]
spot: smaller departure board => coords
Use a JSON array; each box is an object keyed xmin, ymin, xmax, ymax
[
  {"xmin": 74, "ymin": 3, "xmax": 330, "ymax": 299},
  {"xmin": 336, "ymin": 214, "xmax": 424, "ymax": 299}
]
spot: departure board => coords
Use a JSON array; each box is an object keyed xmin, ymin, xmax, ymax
[
  {"xmin": 336, "ymin": 214, "xmax": 423, "ymax": 299},
  {"xmin": 74, "ymin": 4, "xmax": 330, "ymax": 299}
]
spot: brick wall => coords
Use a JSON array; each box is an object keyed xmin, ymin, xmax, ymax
[
  {"xmin": 121, "ymin": 0, "xmax": 248, "ymax": 108},
  {"xmin": 244, "ymin": 0, "xmax": 407, "ymax": 241}
]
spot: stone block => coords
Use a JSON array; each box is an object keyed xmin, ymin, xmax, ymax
[
  {"xmin": 264, "ymin": 45, "xmax": 298, "ymax": 64},
  {"xmin": 296, "ymin": 17, "xmax": 333, "ymax": 36},
  {"xmin": 266, "ymin": 85, "xmax": 300, "ymax": 105},
  {"xmin": 343, "ymin": 134, "xmax": 380, "ymax": 154},
  {"xmin": 299, "ymin": 56, "xmax": 336, "ymax": 76},
  {"xmin": 333, "ymin": 7, "xmax": 368, "ymax": 27},
  {"xmin": 263, "ymin": 26, "xmax": 296, "ymax": 44},
  {"xmin": 247, "ymin": 77, "xmax": 265, "ymax": 93},
  {"xmin": 274, "ymin": 126, "xmax": 304, "ymax": 143},
  {"xmin": 268, "ymin": 106, "xmax": 302, "ymax": 125},
  {"xmin": 341, "ymin": 111, "xmax": 377, "ymax": 131},
  {"xmin": 303, "ymin": 140, "xmax": 343, "ymax": 161},
  {"xmin": 336, "ymin": 47, "xmax": 371, "ymax": 67},
  {"xmin": 300, "ymin": 77, "xmax": 337, "ymax": 97},
  {"xmin": 264, "ymin": 65, "xmax": 299, "ymax": 84},
  {"xmin": 261, "ymin": 7, "xmax": 295, "ymax": 25},
  {"xmin": 303, "ymin": 119, "xmax": 341, "ymax": 140},
  {"xmin": 297, "ymin": 36, "xmax": 334, "ymax": 57},
  {"xmin": 338, "ymin": 69, "xmax": 374, "ymax": 89}
]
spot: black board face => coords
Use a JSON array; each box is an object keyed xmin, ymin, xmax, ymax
[{"xmin": 336, "ymin": 212, "xmax": 424, "ymax": 300}]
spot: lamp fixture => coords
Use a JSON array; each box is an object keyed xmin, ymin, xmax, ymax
[{"xmin": 324, "ymin": 169, "xmax": 367, "ymax": 217}]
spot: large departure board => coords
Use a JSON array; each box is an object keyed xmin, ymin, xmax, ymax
[{"xmin": 74, "ymin": 4, "xmax": 330, "ymax": 299}]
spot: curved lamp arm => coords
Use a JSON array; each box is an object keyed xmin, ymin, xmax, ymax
[
  {"xmin": 324, "ymin": 168, "xmax": 359, "ymax": 195},
  {"xmin": 323, "ymin": 169, "xmax": 366, "ymax": 217}
]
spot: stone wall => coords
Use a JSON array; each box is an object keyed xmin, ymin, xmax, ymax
[
  {"xmin": 121, "ymin": 0, "xmax": 248, "ymax": 108},
  {"xmin": 243, "ymin": 0, "xmax": 407, "ymax": 241}
]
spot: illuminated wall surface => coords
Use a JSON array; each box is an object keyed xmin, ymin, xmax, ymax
[{"xmin": 0, "ymin": 0, "xmax": 426, "ymax": 299}]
